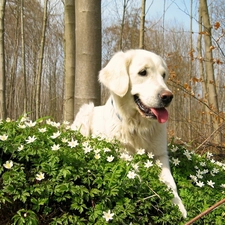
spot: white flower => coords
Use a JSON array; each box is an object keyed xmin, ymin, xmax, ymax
[
  {"xmin": 107, "ymin": 155, "xmax": 114, "ymax": 162},
  {"xmin": 190, "ymin": 175, "xmax": 198, "ymax": 183},
  {"xmin": 215, "ymin": 161, "xmax": 223, "ymax": 167},
  {"xmin": 170, "ymin": 146, "xmax": 178, "ymax": 152},
  {"xmin": 207, "ymin": 152, "xmax": 213, "ymax": 159},
  {"xmin": 94, "ymin": 154, "xmax": 101, "ymax": 159},
  {"xmin": 196, "ymin": 181, "xmax": 204, "ymax": 187},
  {"xmin": 51, "ymin": 144, "xmax": 60, "ymax": 151},
  {"xmin": 61, "ymin": 138, "xmax": 68, "ymax": 143},
  {"xmin": 0, "ymin": 134, "xmax": 8, "ymax": 141},
  {"xmin": 132, "ymin": 163, "xmax": 139, "ymax": 171},
  {"xmin": 20, "ymin": 114, "xmax": 29, "ymax": 122},
  {"xmin": 26, "ymin": 135, "xmax": 36, "ymax": 143},
  {"xmin": 18, "ymin": 145, "xmax": 24, "ymax": 151},
  {"xmin": 94, "ymin": 149, "xmax": 101, "ymax": 154},
  {"xmin": 50, "ymin": 131, "xmax": 61, "ymax": 139},
  {"xmin": 82, "ymin": 141, "xmax": 90, "ymax": 148},
  {"xmin": 183, "ymin": 150, "xmax": 192, "ymax": 160},
  {"xmin": 171, "ymin": 157, "xmax": 180, "ymax": 166},
  {"xmin": 103, "ymin": 210, "xmax": 114, "ymax": 222},
  {"xmin": 68, "ymin": 138, "xmax": 79, "ymax": 148},
  {"xmin": 127, "ymin": 171, "xmax": 137, "ymax": 179},
  {"xmin": 144, "ymin": 160, "xmax": 153, "ymax": 168},
  {"xmin": 196, "ymin": 170, "xmax": 203, "ymax": 179},
  {"xmin": 147, "ymin": 152, "xmax": 154, "ymax": 159},
  {"xmin": 137, "ymin": 148, "xmax": 145, "ymax": 155},
  {"xmin": 200, "ymin": 162, "xmax": 206, "ymax": 167},
  {"xmin": 104, "ymin": 147, "xmax": 111, "ymax": 152},
  {"xmin": 51, "ymin": 122, "xmax": 61, "ymax": 128},
  {"xmin": 202, "ymin": 169, "xmax": 209, "ymax": 174},
  {"xmin": 212, "ymin": 168, "xmax": 219, "ymax": 174},
  {"xmin": 207, "ymin": 180, "xmax": 215, "ymax": 188},
  {"xmin": 38, "ymin": 127, "xmax": 47, "ymax": 133},
  {"xmin": 220, "ymin": 184, "xmax": 225, "ymax": 188},
  {"xmin": 25, "ymin": 121, "xmax": 36, "ymax": 127},
  {"xmin": 18, "ymin": 123, "xmax": 26, "ymax": 129},
  {"xmin": 155, "ymin": 159, "xmax": 162, "ymax": 168},
  {"xmin": 84, "ymin": 145, "xmax": 92, "ymax": 154},
  {"xmin": 36, "ymin": 172, "xmax": 45, "ymax": 181},
  {"xmin": 120, "ymin": 152, "xmax": 133, "ymax": 161},
  {"xmin": 63, "ymin": 121, "xmax": 70, "ymax": 125},
  {"xmin": 6, "ymin": 117, "xmax": 11, "ymax": 122},
  {"xmin": 3, "ymin": 160, "xmax": 13, "ymax": 169},
  {"xmin": 46, "ymin": 119, "xmax": 52, "ymax": 125}
]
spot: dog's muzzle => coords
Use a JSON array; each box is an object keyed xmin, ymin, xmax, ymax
[{"xmin": 133, "ymin": 91, "xmax": 173, "ymax": 123}]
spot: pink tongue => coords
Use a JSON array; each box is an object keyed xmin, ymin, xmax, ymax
[{"xmin": 151, "ymin": 108, "xmax": 168, "ymax": 123}]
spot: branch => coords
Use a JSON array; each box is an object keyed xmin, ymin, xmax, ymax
[
  {"xmin": 168, "ymin": 78, "xmax": 224, "ymax": 121},
  {"xmin": 185, "ymin": 198, "xmax": 225, "ymax": 225},
  {"xmin": 196, "ymin": 122, "xmax": 225, "ymax": 150}
]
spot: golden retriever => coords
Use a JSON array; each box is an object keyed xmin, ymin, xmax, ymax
[{"xmin": 71, "ymin": 49, "xmax": 187, "ymax": 218}]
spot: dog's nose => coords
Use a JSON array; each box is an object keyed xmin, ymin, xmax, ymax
[{"xmin": 160, "ymin": 91, "xmax": 173, "ymax": 105}]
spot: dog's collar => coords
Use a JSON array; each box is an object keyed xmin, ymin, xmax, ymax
[{"xmin": 111, "ymin": 98, "xmax": 122, "ymax": 121}]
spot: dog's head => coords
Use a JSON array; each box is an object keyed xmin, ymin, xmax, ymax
[{"xmin": 99, "ymin": 49, "xmax": 173, "ymax": 123}]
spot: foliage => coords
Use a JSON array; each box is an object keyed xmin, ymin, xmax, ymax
[{"xmin": 0, "ymin": 116, "xmax": 224, "ymax": 224}]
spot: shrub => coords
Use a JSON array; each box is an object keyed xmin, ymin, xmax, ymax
[{"xmin": 0, "ymin": 116, "xmax": 224, "ymax": 224}]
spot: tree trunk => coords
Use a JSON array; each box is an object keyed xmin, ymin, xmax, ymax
[
  {"xmin": 119, "ymin": 0, "xmax": 128, "ymax": 50},
  {"xmin": 64, "ymin": 0, "xmax": 75, "ymax": 123},
  {"xmin": 139, "ymin": 0, "xmax": 146, "ymax": 49},
  {"xmin": 21, "ymin": 0, "xmax": 27, "ymax": 114},
  {"xmin": 200, "ymin": 0, "xmax": 221, "ymax": 143},
  {"xmin": 74, "ymin": 0, "xmax": 101, "ymax": 116},
  {"xmin": 35, "ymin": 0, "xmax": 48, "ymax": 119},
  {"xmin": 0, "ymin": 0, "xmax": 6, "ymax": 119}
]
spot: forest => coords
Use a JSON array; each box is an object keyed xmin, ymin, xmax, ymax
[
  {"xmin": 0, "ymin": 0, "xmax": 225, "ymax": 151},
  {"xmin": 1, "ymin": 1, "xmax": 225, "ymax": 224}
]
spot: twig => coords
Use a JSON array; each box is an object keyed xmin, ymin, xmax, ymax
[
  {"xmin": 185, "ymin": 198, "xmax": 225, "ymax": 225},
  {"xmin": 196, "ymin": 122, "xmax": 225, "ymax": 150}
]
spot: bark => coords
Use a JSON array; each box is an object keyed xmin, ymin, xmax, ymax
[
  {"xmin": 200, "ymin": 0, "xmax": 221, "ymax": 143},
  {"xmin": 35, "ymin": 0, "xmax": 48, "ymax": 119},
  {"xmin": 21, "ymin": 0, "xmax": 27, "ymax": 113},
  {"xmin": 74, "ymin": 0, "xmax": 101, "ymax": 116},
  {"xmin": 139, "ymin": 0, "xmax": 146, "ymax": 49},
  {"xmin": 0, "ymin": 0, "xmax": 6, "ymax": 119},
  {"xmin": 119, "ymin": 0, "xmax": 128, "ymax": 50},
  {"xmin": 64, "ymin": 0, "xmax": 75, "ymax": 123}
]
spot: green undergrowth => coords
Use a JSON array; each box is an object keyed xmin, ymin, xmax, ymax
[{"xmin": 0, "ymin": 116, "xmax": 224, "ymax": 224}]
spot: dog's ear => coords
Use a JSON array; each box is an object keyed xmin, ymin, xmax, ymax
[{"xmin": 99, "ymin": 51, "xmax": 129, "ymax": 97}]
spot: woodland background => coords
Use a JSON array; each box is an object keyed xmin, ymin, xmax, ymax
[{"xmin": 0, "ymin": 0, "xmax": 224, "ymax": 153}]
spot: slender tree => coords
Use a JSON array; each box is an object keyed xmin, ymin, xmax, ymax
[
  {"xmin": 21, "ymin": 0, "xmax": 27, "ymax": 113},
  {"xmin": 0, "ymin": 0, "xmax": 6, "ymax": 119},
  {"xmin": 200, "ymin": 0, "xmax": 221, "ymax": 143},
  {"xmin": 64, "ymin": 0, "xmax": 75, "ymax": 123},
  {"xmin": 35, "ymin": 0, "xmax": 48, "ymax": 119},
  {"xmin": 74, "ymin": 0, "xmax": 101, "ymax": 116},
  {"xmin": 139, "ymin": 0, "xmax": 146, "ymax": 49}
]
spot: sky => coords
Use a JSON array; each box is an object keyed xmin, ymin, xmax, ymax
[
  {"xmin": 102, "ymin": 0, "xmax": 199, "ymax": 32},
  {"xmin": 146, "ymin": 0, "xmax": 199, "ymax": 31}
]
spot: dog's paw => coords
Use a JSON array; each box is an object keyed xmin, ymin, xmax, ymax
[{"xmin": 172, "ymin": 196, "xmax": 187, "ymax": 218}]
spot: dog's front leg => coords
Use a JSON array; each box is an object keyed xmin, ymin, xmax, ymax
[{"xmin": 157, "ymin": 154, "xmax": 187, "ymax": 218}]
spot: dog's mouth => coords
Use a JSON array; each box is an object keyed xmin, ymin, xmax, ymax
[{"xmin": 133, "ymin": 95, "xmax": 168, "ymax": 123}]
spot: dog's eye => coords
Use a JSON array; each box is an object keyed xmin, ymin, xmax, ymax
[
  {"xmin": 162, "ymin": 73, "xmax": 166, "ymax": 79},
  {"xmin": 138, "ymin": 69, "xmax": 147, "ymax": 76}
]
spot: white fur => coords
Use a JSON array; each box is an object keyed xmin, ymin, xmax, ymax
[{"xmin": 71, "ymin": 49, "xmax": 187, "ymax": 218}]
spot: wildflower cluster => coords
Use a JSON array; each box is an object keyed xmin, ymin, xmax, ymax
[
  {"xmin": 0, "ymin": 116, "xmax": 180, "ymax": 224},
  {"xmin": 169, "ymin": 142, "xmax": 225, "ymax": 223},
  {"xmin": 0, "ymin": 116, "xmax": 225, "ymax": 224}
]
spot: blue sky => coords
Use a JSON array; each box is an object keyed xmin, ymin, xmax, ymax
[
  {"xmin": 102, "ymin": 0, "xmax": 199, "ymax": 32},
  {"xmin": 146, "ymin": 0, "xmax": 199, "ymax": 31}
]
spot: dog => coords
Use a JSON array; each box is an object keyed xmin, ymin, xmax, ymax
[{"xmin": 71, "ymin": 49, "xmax": 187, "ymax": 218}]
